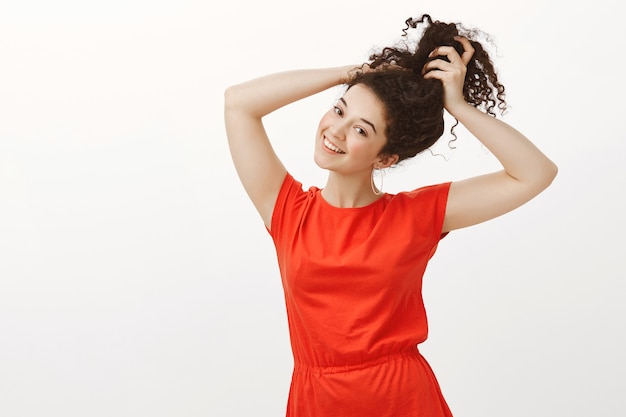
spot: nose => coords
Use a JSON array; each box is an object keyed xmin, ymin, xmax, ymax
[{"xmin": 327, "ymin": 121, "xmax": 348, "ymax": 141}]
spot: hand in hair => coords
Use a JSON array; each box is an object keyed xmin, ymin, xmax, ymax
[{"xmin": 422, "ymin": 36, "xmax": 475, "ymax": 113}]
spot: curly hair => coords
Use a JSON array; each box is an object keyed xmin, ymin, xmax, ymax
[{"xmin": 347, "ymin": 13, "xmax": 507, "ymax": 163}]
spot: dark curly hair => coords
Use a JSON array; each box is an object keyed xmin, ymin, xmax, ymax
[{"xmin": 347, "ymin": 13, "xmax": 507, "ymax": 163}]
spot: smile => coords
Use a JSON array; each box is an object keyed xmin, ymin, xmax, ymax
[{"xmin": 323, "ymin": 137, "xmax": 345, "ymax": 154}]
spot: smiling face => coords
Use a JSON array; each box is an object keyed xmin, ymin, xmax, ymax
[{"xmin": 314, "ymin": 84, "xmax": 394, "ymax": 176}]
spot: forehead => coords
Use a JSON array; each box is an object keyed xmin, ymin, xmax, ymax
[{"xmin": 342, "ymin": 84, "xmax": 387, "ymax": 123}]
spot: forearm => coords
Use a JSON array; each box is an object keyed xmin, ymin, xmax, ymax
[
  {"xmin": 224, "ymin": 66, "xmax": 356, "ymax": 119},
  {"xmin": 449, "ymin": 102, "xmax": 558, "ymax": 186}
]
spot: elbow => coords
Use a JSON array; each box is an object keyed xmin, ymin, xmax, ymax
[
  {"xmin": 546, "ymin": 160, "xmax": 559, "ymax": 185},
  {"xmin": 223, "ymin": 85, "xmax": 238, "ymax": 111},
  {"xmin": 224, "ymin": 84, "xmax": 258, "ymax": 117},
  {"xmin": 538, "ymin": 160, "xmax": 559, "ymax": 191},
  {"xmin": 224, "ymin": 82, "xmax": 251, "ymax": 111}
]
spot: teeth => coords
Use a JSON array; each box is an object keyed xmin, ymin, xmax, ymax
[{"xmin": 324, "ymin": 138, "xmax": 345, "ymax": 154}]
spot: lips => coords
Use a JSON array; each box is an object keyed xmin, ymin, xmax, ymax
[{"xmin": 323, "ymin": 137, "xmax": 345, "ymax": 154}]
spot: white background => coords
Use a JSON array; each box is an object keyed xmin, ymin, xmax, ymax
[{"xmin": 0, "ymin": 1, "xmax": 624, "ymax": 416}]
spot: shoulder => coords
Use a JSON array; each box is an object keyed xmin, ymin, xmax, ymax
[
  {"xmin": 274, "ymin": 173, "xmax": 317, "ymax": 205},
  {"xmin": 388, "ymin": 182, "xmax": 452, "ymax": 207},
  {"xmin": 383, "ymin": 182, "xmax": 451, "ymax": 237},
  {"xmin": 269, "ymin": 173, "xmax": 319, "ymax": 234}
]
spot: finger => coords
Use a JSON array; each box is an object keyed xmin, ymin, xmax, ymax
[
  {"xmin": 422, "ymin": 68, "xmax": 444, "ymax": 81},
  {"xmin": 421, "ymin": 58, "xmax": 455, "ymax": 75},
  {"xmin": 454, "ymin": 36, "xmax": 475, "ymax": 65},
  {"xmin": 428, "ymin": 45, "xmax": 460, "ymax": 64}
]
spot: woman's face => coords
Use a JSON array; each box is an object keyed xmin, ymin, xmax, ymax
[{"xmin": 314, "ymin": 84, "xmax": 390, "ymax": 176}]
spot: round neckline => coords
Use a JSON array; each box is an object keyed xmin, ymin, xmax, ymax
[{"xmin": 315, "ymin": 187, "xmax": 388, "ymax": 211}]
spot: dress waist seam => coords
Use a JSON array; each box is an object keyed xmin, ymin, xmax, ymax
[{"xmin": 293, "ymin": 345, "xmax": 420, "ymax": 375}]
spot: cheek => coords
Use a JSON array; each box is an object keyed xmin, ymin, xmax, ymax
[
  {"xmin": 317, "ymin": 112, "xmax": 333, "ymax": 130},
  {"xmin": 348, "ymin": 137, "xmax": 378, "ymax": 157}
]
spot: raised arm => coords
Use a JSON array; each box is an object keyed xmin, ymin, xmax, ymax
[
  {"xmin": 224, "ymin": 66, "xmax": 355, "ymax": 228},
  {"xmin": 423, "ymin": 38, "xmax": 558, "ymax": 233}
]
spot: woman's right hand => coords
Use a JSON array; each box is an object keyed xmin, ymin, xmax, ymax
[{"xmin": 422, "ymin": 36, "xmax": 475, "ymax": 115}]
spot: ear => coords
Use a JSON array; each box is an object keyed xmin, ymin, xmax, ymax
[{"xmin": 375, "ymin": 153, "xmax": 399, "ymax": 169}]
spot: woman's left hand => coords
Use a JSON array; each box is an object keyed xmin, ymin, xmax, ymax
[{"xmin": 422, "ymin": 36, "xmax": 475, "ymax": 113}]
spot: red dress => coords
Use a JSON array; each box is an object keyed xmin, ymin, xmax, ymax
[{"xmin": 269, "ymin": 173, "xmax": 453, "ymax": 417}]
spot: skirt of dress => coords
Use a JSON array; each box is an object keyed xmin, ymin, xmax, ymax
[{"xmin": 285, "ymin": 346, "xmax": 453, "ymax": 417}]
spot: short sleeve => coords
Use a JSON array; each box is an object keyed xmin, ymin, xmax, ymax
[
  {"xmin": 391, "ymin": 182, "xmax": 451, "ymax": 260},
  {"xmin": 406, "ymin": 182, "xmax": 451, "ymax": 237},
  {"xmin": 268, "ymin": 173, "xmax": 308, "ymax": 246}
]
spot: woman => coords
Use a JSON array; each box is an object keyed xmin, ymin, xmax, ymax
[{"xmin": 224, "ymin": 13, "xmax": 557, "ymax": 417}]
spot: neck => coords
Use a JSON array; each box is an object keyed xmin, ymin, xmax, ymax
[{"xmin": 320, "ymin": 171, "xmax": 381, "ymax": 208}]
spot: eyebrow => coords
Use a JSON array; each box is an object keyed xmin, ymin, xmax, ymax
[{"xmin": 339, "ymin": 97, "xmax": 378, "ymax": 134}]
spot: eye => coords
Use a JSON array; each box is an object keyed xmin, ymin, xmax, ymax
[
  {"xmin": 332, "ymin": 105, "xmax": 343, "ymax": 116},
  {"xmin": 355, "ymin": 126, "xmax": 367, "ymax": 137}
]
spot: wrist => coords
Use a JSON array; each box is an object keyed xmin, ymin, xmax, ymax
[
  {"xmin": 446, "ymin": 100, "xmax": 473, "ymax": 119},
  {"xmin": 339, "ymin": 64, "xmax": 366, "ymax": 84}
]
